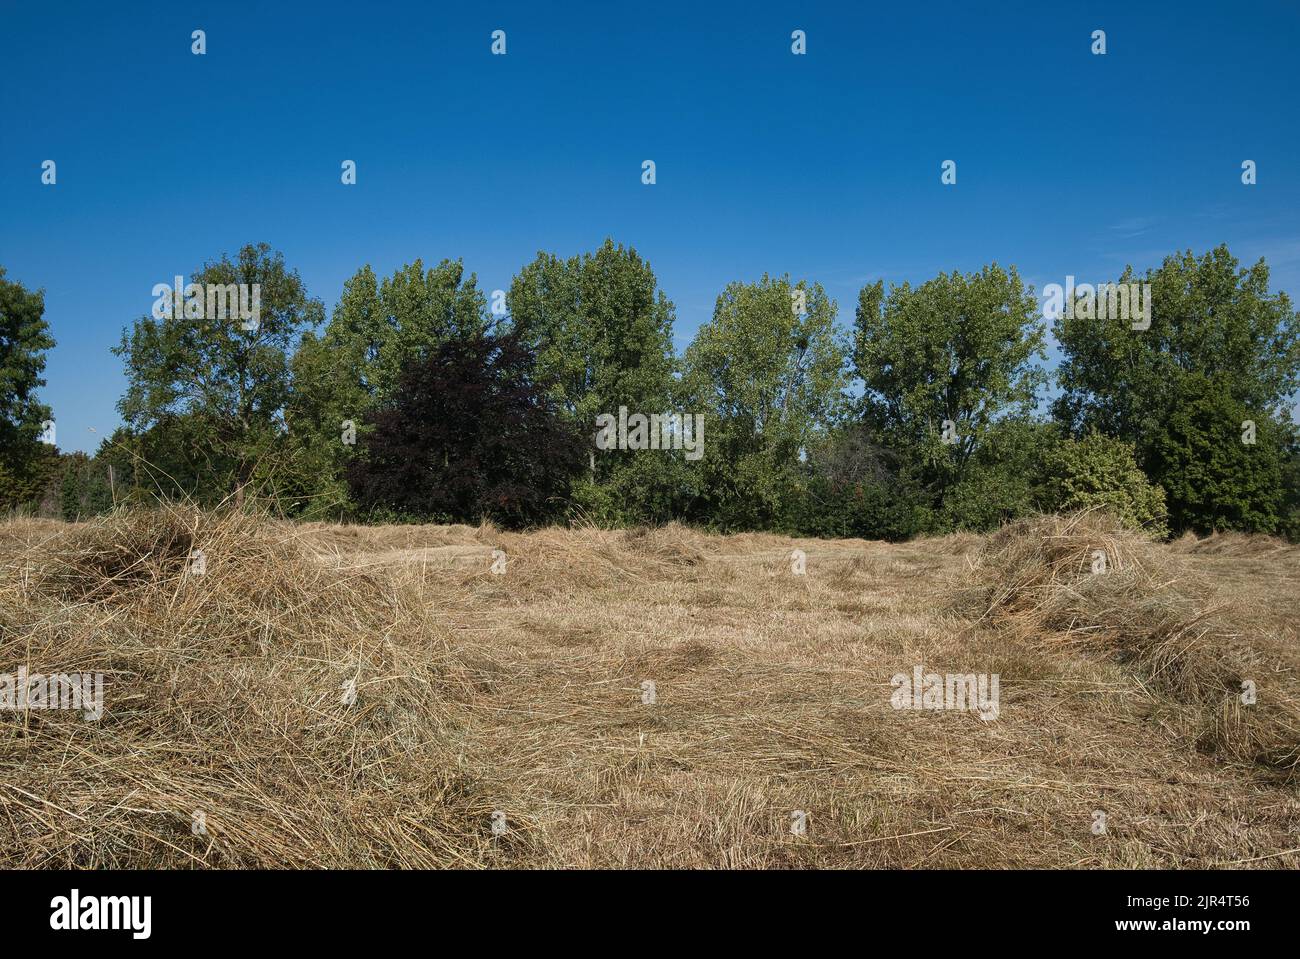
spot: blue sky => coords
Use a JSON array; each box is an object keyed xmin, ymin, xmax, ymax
[{"xmin": 2, "ymin": 0, "xmax": 1297, "ymax": 453}]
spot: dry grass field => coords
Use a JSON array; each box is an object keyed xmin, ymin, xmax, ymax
[{"xmin": 1, "ymin": 508, "xmax": 1297, "ymax": 868}]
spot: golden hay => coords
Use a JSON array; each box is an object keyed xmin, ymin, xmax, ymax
[
  {"xmin": 2, "ymin": 508, "xmax": 1298, "ymax": 868},
  {"xmin": 958, "ymin": 512, "xmax": 1300, "ymax": 775},
  {"xmin": 0, "ymin": 508, "xmax": 507, "ymax": 867},
  {"xmin": 1169, "ymin": 530, "xmax": 1299, "ymax": 558}
]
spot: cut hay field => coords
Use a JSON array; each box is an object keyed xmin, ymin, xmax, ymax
[{"xmin": 1, "ymin": 510, "xmax": 1297, "ymax": 869}]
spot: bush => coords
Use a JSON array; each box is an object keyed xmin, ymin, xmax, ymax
[
  {"xmin": 793, "ymin": 472, "xmax": 934, "ymax": 540},
  {"xmin": 1041, "ymin": 432, "xmax": 1168, "ymax": 536},
  {"xmin": 939, "ymin": 419, "xmax": 1056, "ymax": 532},
  {"xmin": 789, "ymin": 425, "xmax": 935, "ymax": 539}
]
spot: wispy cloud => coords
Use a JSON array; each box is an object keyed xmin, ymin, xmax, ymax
[{"xmin": 1107, "ymin": 216, "xmax": 1159, "ymax": 239}]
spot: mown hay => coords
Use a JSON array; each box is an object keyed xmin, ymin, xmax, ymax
[
  {"xmin": 958, "ymin": 512, "xmax": 1300, "ymax": 774},
  {"xmin": 0, "ymin": 507, "xmax": 509, "ymax": 868},
  {"xmin": 3, "ymin": 508, "xmax": 1297, "ymax": 869},
  {"xmin": 1169, "ymin": 530, "xmax": 1298, "ymax": 558}
]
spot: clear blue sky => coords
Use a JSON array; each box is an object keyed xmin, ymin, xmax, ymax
[{"xmin": 2, "ymin": 0, "xmax": 1297, "ymax": 453}]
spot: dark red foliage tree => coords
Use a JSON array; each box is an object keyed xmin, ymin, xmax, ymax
[{"xmin": 346, "ymin": 331, "xmax": 584, "ymax": 527}]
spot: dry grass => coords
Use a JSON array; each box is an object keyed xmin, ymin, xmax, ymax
[
  {"xmin": 958, "ymin": 512, "xmax": 1300, "ymax": 774},
  {"xmin": 1, "ymin": 508, "xmax": 1297, "ymax": 869}
]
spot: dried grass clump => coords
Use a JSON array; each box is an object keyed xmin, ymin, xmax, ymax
[
  {"xmin": 0, "ymin": 507, "xmax": 505, "ymax": 868},
  {"xmin": 619, "ymin": 523, "xmax": 708, "ymax": 567},
  {"xmin": 473, "ymin": 524, "xmax": 708, "ymax": 598},
  {"xmin": 1169, "ymin": 530, "xmax": 1298, "ymax": 558},
  {"xmin": 297, "ymin": 520, "xmax": 494, "ymax": 556},
  {"xmin": 911, "ymin": 530, "xmax": 985, "ymax": 557},
  {"xmin": 959, "ymin": 512, "xmax": 1300, "ymax": 775}
]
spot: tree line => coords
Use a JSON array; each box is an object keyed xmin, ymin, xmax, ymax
[{"xmin": 2, "ymin": 240, "xmax": 1297, "ymax": 539}]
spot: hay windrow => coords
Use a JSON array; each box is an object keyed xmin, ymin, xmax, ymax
[
  {"xmin": 1170, "ymin": 530, "xmax": 1300, "ymax": 559},
  {"xmin": 957, "ymin": 512, "xmax": 1300, "ymax": 775}
]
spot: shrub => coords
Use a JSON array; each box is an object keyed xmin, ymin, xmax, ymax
[
  {"xmin": 939, "ymin": 419, "xmax": 1057, "ymax": 532},
  {"xmin": 1041, "ymin": 432, "xmax": 1168, "ymax": 536}
]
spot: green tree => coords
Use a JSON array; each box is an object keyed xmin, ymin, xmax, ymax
[
  {"xmin": 1054, "ymin": 246, "xmax": 1299, "ymax": 533},
  {"xmin": 508, "ymin": 239, "xmax": 675, "ymax": 422},
  {"xmin": 940, "ymin": 418, "xmax": 1059, "ymax": 532},
  {"xmin": 1148, "ymin": 376, "xmax": 1285, "ymax": 534},
  {"xmin": 0, "ymin": 267, "xmax": 56, "ymax": 508},
  {"xmin": 92, "ymin": 416, "xmax": 236, "ymax": 506},
  {"xmin": 57, "ymin": 450, "xmax": 114, "ymax": 521},
  {"xmin": 508, "ymin": 239, "xmax": 678, "ymax": 523},
  {"xmin": 681, "ymin": 275, "xmax": 849, "ymax": 530},
  {"xmin": 1280, "ymin": 426, "xmax": 1300, "ymax": 541},
  {"xmin": 114, "ymin": 244, "xmax": 324, "ymax": 505},
  {"xmin": 853, "ymin": 264, "xmax": 1046, "ymax": 501}
]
